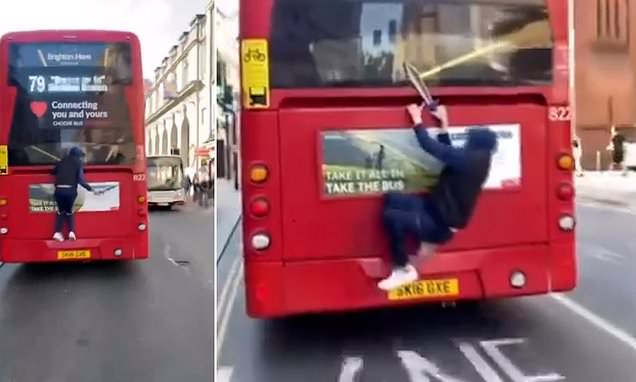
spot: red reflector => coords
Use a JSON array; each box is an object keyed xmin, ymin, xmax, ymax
[
  {"xmin": 557, "ymin": 182, "xmax": 575, "ymax": 200},
  {"xmin": 255, "ymin": 283, "xmax": 268, "ymax": 302},
  {"xmin": 250, "ymin": 198, "xmax": 270, "ymax": 217}
]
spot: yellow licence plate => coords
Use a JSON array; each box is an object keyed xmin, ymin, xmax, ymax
[
  {"xmin": 57, "ymin": 250, "xmax": 91, "ymax": 260},
  {"xmin": 388, "ymin": 279, "xmax": 459, "ymax": 301}
]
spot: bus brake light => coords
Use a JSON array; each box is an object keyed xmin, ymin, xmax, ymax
[
  {"xmin": 557, "ymin": 154, "xmax": 574, "ymax": 170},
  {"xmin": 250, "ymin": 198, "xmax": 270, "ymax": 217},
  {"xmin": 250, "ymin": 165, "xmax": 269, "ymax": 183},
  {"xmin": 557, "ymin": 182, "xmax": 574, "ymax": 200}
]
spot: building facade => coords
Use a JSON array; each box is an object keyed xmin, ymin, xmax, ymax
[
  {"xmin": 215, "ymin": 8, "xmax": 240, "ymax": 189},
  {"xmin": 575, "ymin": 0, "xmax": 636, "ymax": 169},
  {"xmin": 144, "ymin": 3, "xmax": 215, "ymax": 175}
]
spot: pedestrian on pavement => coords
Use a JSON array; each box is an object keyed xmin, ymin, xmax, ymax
[
  {"xmin": 192, "ymin": 173, "xmax": 201, "ymax": 203},
  {"xmin": 50, "ymin": 147, "xmax": 103, "ymax": 242},
  {"xmin": 607, "ymin": 127, "xmax": 627, "ymax": 176},
  {"xmin": 184, "ymin": 174, "xmax": 192, "ymax": 200},
  {"xmin": 573, "ymin": 137, "xmax": 584, "ymax": 177},
  {"xmin": 378, "ymin": 103, "xmax": 497, "ymax": 291}
]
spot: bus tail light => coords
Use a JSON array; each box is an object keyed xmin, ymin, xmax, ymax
[
  {"xmin": 557, "ymin": 154, "xmax": 574, "ymax": 170},
  {"xmin": 558, "ymin": 214, "xmax": 575, "ymax": 231},
  {"xmin": 557, "ymin": 182, "xmax": 575, "ymax": 200},
  {"xmin": 251, "ymin": 233, "xmax": 271, "ymax": 250},
  {"xmin": 0, "ymin": 197, "xmax": 8, "ymax": 206},
  {"xmin": 249, "ymin": 164, "xmax": 269, "ymax": 184},
  {"xmin": 510, "ymin": 270, "xmax": 527, "ymax": 288},
  {"xmin": 137, "ymin": 195, "xmax": 146, "ymax": 204},
  {"xmin": 250, "ymin": 198, "xmax": 270, "ymax": 217}
]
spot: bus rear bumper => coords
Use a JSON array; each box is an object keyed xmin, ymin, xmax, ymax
[
  {"xmin": 244, "ymin": 243, "xmax": 576, "ymax": 318},
  {"xmin": 0, "ymin": 235, "xmax": 149, "ymax": 263}
]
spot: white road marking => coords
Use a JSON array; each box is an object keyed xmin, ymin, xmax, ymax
[
  {"xmin": 457, "ymin": 342, "xmax": 504, "ymax": 382},
  {"xmin": 217, "ymin": 254, "xmax": 242, "ymax": 320},
  {"xmin": 579, "ymin": 244, "xmax": 625, "ymax": 265},
  {"xmin": 216, "ymin": 262, "xmax": 244, "ymax": 365},
  {"xmin": 582, "ymin": 243, "xmax": 625, "ymax": 259},
  {"xmin": 480, "ymin": 339, "xmax": 564, "ymax": 382},
  {"xmin": 577, "ymin": 200, "xmax": 636, "ymax": 216},
  {"xmin": 398, "ymin": 350, "xmax": 465, "ymax": 382},
  {"xmin": 338, "ymin": 357, "xmax": 363, "ymax": 382},
  {"xmin": 217, "ymin": 366, "xmax": 234, "ymax": 382},
  {"xmin": 551, "ymin": 294, "xmax": 636, "ymax": 352}
]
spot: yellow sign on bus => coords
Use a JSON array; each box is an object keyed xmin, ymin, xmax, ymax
[
  {"xmin": 241, "ymin": 39, "xmax": 270, "ymax": 109},
  {"xmin": 0, "ymin": 145, "xmax": 8, "ymax": 175}
]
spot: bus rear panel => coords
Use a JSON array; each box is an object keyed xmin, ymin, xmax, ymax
[
  {"xmin": 240, "ymin": 0, "xmax": 576, "ymax": 317},
  {"xmin": 0, "ymin": 31, "xmax": 149, "ymax": 263}
]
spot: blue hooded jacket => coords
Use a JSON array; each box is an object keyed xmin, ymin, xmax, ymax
[
  {"xmin": 413, "ymin": 124, "xmax": 497, "ymax": 229},
  {"xmin": 51, "ymin": 147, "xmax": 92, "ymax": 191}
]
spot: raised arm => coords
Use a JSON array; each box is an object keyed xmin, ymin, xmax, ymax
[
  {"xmin": 407, "ymin": 104, "xmax": 466, "ymax": 170},
  {"xmin": 78, "ymin": 166, "xmax": 93, "ymax": 192}
]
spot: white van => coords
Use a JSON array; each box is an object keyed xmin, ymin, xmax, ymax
[{"xmin": 147, "ymin": 155, "xmax": 186, "ymax": 209}]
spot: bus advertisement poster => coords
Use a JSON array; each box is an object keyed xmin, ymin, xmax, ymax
[
  {"xmin": 321, "ymin": 124, "xmax": 521, "ymax": 197},
  {"xmin": 28, "ymin": 182, "xmax": 121, "ymax": 213}
]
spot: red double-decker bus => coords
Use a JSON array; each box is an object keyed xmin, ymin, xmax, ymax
[
  {"xmin": 0, "ymin": 30, "xmax": 149, "ymax": 262},
  {"xmin": 239, "ymin": 0, "xmax": 576, "ymax": 317}
]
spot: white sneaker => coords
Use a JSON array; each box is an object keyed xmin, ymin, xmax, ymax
[
  {"xmin": 68, "ymin": 232, "xmax": 77, "ymax": 241},
  {"xmin": 53, "ymin": 232, "xmax": 64, "ymax": 242},
  {"xmin": 378, "ymin": 265, "xmax": 418, "ymax": 291}
]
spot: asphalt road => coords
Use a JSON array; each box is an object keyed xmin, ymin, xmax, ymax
[
  {"xmin": 217, "ymin": 200, "xmax": 636, "ymax": 382},
  {"xmin": 0, "ymin": 203, "xmax": 214, "ymax": 382}
]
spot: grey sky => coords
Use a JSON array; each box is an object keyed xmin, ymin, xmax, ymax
[
  {"xmin": 217, "ymin": 0, "xmax": 239, "ymax": 38},
  {"xmin": 0, "ymin": 0, "xmax": 207, "ymax": 78}
]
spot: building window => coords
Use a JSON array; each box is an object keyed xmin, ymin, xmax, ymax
[
  {"xmin": 201, "ymin": 107, "xmax": 207, "ymax": 135},
  {"xmin": 388, "ymin": 20, "xmax": 397, "ymax": 43},
  {"xmin": 216, "ymin": 59, "xmax": 226, "ymax": 88},
  {"xmin": 596, "ymin": 0, "xmax": 629, "ymax": 46},
  {"xmin": 200, "ymin": 43, "xmax": 207, "ymax": 78},
  {"xmin": 373, "ymin": 30, "xmax": 382, "ymax": 46},
  {"xmin": 182, "ymin": 59, "xmax": 189, "ymax": 86}
]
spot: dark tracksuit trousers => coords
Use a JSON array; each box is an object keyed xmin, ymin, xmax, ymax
[
  {"xmin": 382, "ymin": 127, "xmax": 459, "ymax": 268},
  {"xmin": 54, "ymin": 187, "xmax": 78, "ymax": 233},
  {"xmin": 383, "ymin": 192, "xmax": 453, "ymax": 267},
  {"xmin": 51, "ymin": 150, "xmax": 91, "ymax": 234}
]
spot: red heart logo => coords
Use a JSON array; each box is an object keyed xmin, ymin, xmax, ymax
[{"xmin": 30, "ymin": 101, "xmax": 48, "ymax": 118}]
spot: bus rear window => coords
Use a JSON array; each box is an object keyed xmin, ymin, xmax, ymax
[
  {"xmin": 271, "ymin": 0, "xmax": 553, "ymax": 89},
  {"xmin": 7, "ymin": 42, "xmax": 135, "ymax": 166}
]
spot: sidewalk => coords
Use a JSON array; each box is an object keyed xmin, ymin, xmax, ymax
[
  {"xmin": 216, "ymin": 178, "xmax": 242, "ymax": 260},
  {"xmin": 575, "ymin": 171, "xmax": 636, "ymax": 205}
]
